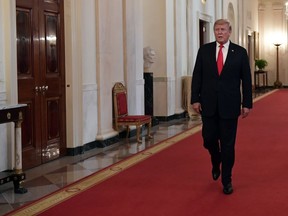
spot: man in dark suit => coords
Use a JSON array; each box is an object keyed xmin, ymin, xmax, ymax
[{"xmin": 191, "ymin": 19, "xmax": 253, "ymax": 195}]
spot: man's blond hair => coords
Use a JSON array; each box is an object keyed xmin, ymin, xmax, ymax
[{"xmin": 214, "ymin": 19, "xmax": 232, "ymax": 31}]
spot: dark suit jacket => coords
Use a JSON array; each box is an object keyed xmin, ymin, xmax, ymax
[{"xmin": 191, "ymin": 41, "xmax": 253, "ymax": 119}]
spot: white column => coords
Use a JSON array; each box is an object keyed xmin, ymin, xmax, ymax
[
  {"xmin": 81, "ymin": 0, "xmax": 98, "ymax": 144},
  {"xmin": 0, "ymin": 0, "xmax": 17, "ymax": 171},
  {"xmin": 174, "ymin": 0, "xmax": 187, "ymax": 115},
  {"xmin": 214, "ymin": 0, "xmax": 223, "ymax": 20},
  {"xmin": 123, "ymin": 0, "xmax": 145, "ymax": 115},
  {"xmin": 95, "ymin": 0, "xmax": 124, "ymax": 140}
]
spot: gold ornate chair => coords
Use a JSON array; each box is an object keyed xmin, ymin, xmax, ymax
[{"xmin": 112, "ymin": 82, "xmax": 152, "ymax": 142}]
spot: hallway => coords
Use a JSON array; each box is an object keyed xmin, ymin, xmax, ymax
[
  {"xmin": 0, "ymin": 116, "xmax": 201, "ymax": 215},
  {"xmin": 0, "ymin": 89, "xmax": 270, "ymax": 215}
]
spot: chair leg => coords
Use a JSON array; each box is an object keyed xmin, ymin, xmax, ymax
[
  {"xmin": 147, "ymin": 121, "xmax": 153, "ymax": 139},
  {"xmin": 126, "ymin": 126, "xmax": 130, "ymax": 138},
  {"xmin": 136, "ymin": 125, "xmax": 141, "ymax": 143}
]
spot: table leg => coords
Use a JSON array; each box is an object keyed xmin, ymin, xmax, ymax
[
  {"xmin": 14, "ymin": 114, "xmax": 27, "ymax": 194},
  {"xmin": 15, "ymin": 121, "xmax": 23, "ymax": 173}
]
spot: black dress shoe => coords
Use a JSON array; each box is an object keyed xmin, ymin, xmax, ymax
[
  {"xmin": 212, "ymin": 168, "xmax": 220, "ymax": 181},
  {"xmin": 223, "ymin": 183, "xmax": 233, "ymax": 195}
]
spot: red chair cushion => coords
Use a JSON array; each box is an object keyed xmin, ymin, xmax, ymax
[{"xmin": 116, "ymin": 92, "xmax": 128, "ymax": 116}]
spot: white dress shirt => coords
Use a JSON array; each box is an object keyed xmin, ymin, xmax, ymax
[{"xmin": 216, "ymin": 40, "xmax": 230, "ymax": 64}]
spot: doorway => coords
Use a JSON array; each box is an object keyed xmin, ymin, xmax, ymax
[
  {"xmin": 16, "ymin": 0, "xmax": 66, "ymax": 169},
  {"xmin": 199, "ymin": 19, "xmax": 209, "ymax": 46}
]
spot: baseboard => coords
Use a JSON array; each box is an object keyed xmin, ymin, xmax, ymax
[
  {"xmin": 67, "ymin": 112, "xmax": 186, "ymax": 156},
  {"xmin": 155, "ymin": 112, "xmax": 186, "ymax": 122},
  {"xmin": 66, "ymin": 135, "xmax": 120, "ymax": 155}
]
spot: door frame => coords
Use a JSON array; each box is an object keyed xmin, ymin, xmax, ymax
[{"xmin": 6, "ymin": 0, "xmax": 85, "ymax": 164}]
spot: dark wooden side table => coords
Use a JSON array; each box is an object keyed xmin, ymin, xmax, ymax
[
  {"xmin": 0, "ymin": 104, "xmax": 27, "ymax": 194},
  {"xmin": 254, "ymin": 70, "xmax": 268, "ymax": 89}
]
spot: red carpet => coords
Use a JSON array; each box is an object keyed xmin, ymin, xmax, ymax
[{"xmin": 8, "ymin": 90, "xmax": 288, "ymax": 216}]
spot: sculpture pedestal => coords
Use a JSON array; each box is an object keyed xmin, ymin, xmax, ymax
[{"xmin": 144, "ymin": 72, "xmax": 159, "ymax": 126}]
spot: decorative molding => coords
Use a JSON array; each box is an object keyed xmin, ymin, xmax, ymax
[
  {"xmin": 197, "ymin": 11, "xmax": 212, "ymax": 23},
  {"xmin": 0, "ymin": 91, "xmax": 7, "ymax": 104},
  {"xmin": 136, "ymin": 78, "xmax": 145, "ymax": 85},
  {"xmin": 285, "ymin": 2, "xmax": 288, "ymax": 19},
  {"xmin": 155, "ymin": 112, "xmax": 186, "ymax": 122},
  {"xmin": 96, "ymin": 130, "xmax": 118, "ymax": 141},
  {"xmin": 272, "ymin": 2, "xmax": 283, "ymax": 10},
  {"xmin": 153, "ymin": 76, "xmax": 175, "ymax": 82},
  {"xmin": 82, "ymin": 83, "xmax": 97, "ymax": 92},
  {"xmin": 258, "ymin": 3, "xmax": 266, "ymax": 11},
  {"xmin": 247, "ymin": 11, "xmax": 252, "ymax": 21},
  {"xmin": 67, "ymin": 134, "xmax": 120, "ymax": 155}
]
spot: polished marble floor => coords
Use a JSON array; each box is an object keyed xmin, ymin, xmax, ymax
[{"xmin": 0, "ymin": 115, "xmax": 201, "ymax": 215}]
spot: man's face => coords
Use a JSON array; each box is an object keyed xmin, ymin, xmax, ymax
[{"xmin": 214, "ymin": 23, "xmax": 231, "ymax": 44}]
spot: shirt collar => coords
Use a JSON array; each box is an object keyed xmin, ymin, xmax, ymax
[{"xmin": 217, "ymin": 40, "xmax": 230, "ymax": 49}]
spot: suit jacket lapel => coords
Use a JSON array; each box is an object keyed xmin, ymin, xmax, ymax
[
  {"xmin": 221, "ymin": 42, "xmax": 236, "ymax": 75},
  {"xmin": 210, "ymin": 42, "xmax": 218, "ymax": 76},
  {"xmin": 223, "ymin": 43, "xmax": 236, "ymax": 69}
]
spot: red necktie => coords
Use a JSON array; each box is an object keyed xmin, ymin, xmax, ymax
[{"xmin": 217, "ymin": 45, "xmax": 224, "ymax": 75}]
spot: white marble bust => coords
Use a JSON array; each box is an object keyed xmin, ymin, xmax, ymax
[{"xmin": 143, "ymin": 46, "xmax": 156, "ymax": 72}]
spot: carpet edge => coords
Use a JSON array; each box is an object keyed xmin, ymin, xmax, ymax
[{"xmin": 7, "ymin": 125, "xmax": 203, "ymax": 216}]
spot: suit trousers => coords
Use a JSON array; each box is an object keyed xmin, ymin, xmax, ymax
[{"xmin": 201, "ymin": 115, "xmax": 238, "ymax": 186}]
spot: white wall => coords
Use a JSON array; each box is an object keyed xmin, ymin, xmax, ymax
[
  {"xmin": 223, "ymin": 0, "xmax": 238, "ymax": 43},
  {"xmin": 174, "ymin": 0, "xmax": 188, "ymax": 114},
  {"xmin": 64, "ymin": 0, "xmax": 84, "ymax": 148},
  {"xmin": 187, "ymin": 0, "xmax": 215, "ymax": 74},
  {"xmin": 143, "ymin": 0, "xmax": 167, "ymax": 77},
  {"xmin": 143, "ymin": 0, "xmax": 175, "ymax": 117},
  {"xmin": 124, "ymin": 0, "xmax": 145, "ymax": 115},
  {"xmin": 0, "ymin": 0, "xmax": 19, "ymax": 171},
  {"xmin": 95, "ymin": 0, "xmax": 125, "ymax": 139},
  {"xmin": 0, "ymin": 0, "xmax": 7, "ymax": 172}
]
